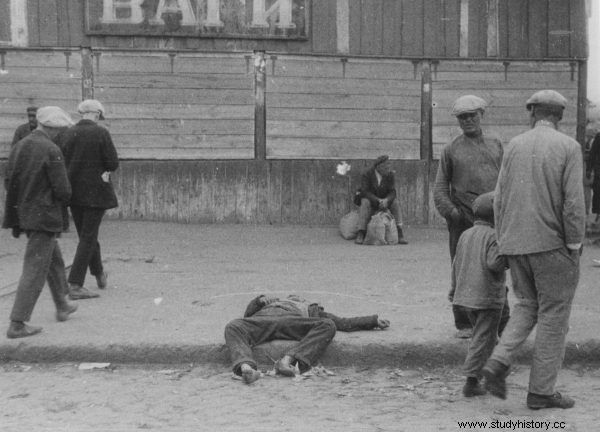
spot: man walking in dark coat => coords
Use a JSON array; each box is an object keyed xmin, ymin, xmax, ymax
[
  {"xmin": 3, "ymin": 106, "xmax": 78, "ymax": 338},
  {"xmin": 354, "ymin": 155, "xmax": 407, "ymax": 245},
  {"xmin": 225, "ymin": 294, "xmax": 390, "ymax": 384},
  {"xmin": 60, "ymin": 99, "xmax": 119, "ymax": 300},
  {"xmin": 11, "ymin": 106, "xmax": 38, "ymax": 146}
]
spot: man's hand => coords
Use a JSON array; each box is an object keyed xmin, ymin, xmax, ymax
[
  {"xmin": 378, "ymin": 198, "xmax": 389, "ymax": 210},
  {"xmin": 447, "ymin": 293, "xmax": 454, "ymax": 303},
  {"xmin": 11, "ymin": 227, "xmax": 22, "ymax": 239},
  {"xmin": 377, "ymin": 318, "xmax": 390, "ymax": 329}
]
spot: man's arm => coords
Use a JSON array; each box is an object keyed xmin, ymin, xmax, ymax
[
  {"xmin": 433, "ymin": 148, "xmax": 459, "ymax": 219},
  {"xmin": 243, "ymin": 295, "xmax": 265, "ymax": 317},
  {"xmin": 101, "ymin": 129, "xmax": 119, "ymax": 172},
  {"xmin": 562, "ymin": 143, "xmax": 586, "ymax": 249},
  {"xmin": 318, "ymin": 311, "xmax": 387, "ymax": 332},
  {"xmin": 47, "ymin": 146, "xmax": 71, "ymax": 203},
  {"xmin": 360, "ymin": 171, "xmax": 380, "ymax": 206}
]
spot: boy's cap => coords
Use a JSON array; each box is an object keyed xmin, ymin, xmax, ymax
[
  {"xmin": 472, "ymin": 192, "xmax": 494, "ymax": 220},
  {"xmin": 78, "ymin": 99, "xmax": 105, "ymax": 120},
  {"xmin": 36, "ymin": 106, "xmax": 75, "ymax": 128},
  {"xmin": 451, "ymin": 95, "xmax": 487, "ymax": 116}
]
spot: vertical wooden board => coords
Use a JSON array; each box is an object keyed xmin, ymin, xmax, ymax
[
  {"xmin": 65, "ymin": 0, "xmax": 87, "ymax": 47},
  {"xmin": 401, "ymin": 0, "xmax": 423, "ymax": 56},
  {"xmin": 360, "ymin": 0, "xmax": 383, "ymax": 55},
  {"xmin": 382, "ymin": 0, "xmax": 402, "ymax": 56},
  {"xmin": 189, "ymin": 162, "xmax": 215, "ymax": 224},
  {"xmin": 0, "ymin": 1, "xmax": 10, "ymax": 42},
  {"xmin": 312, "ymin": 0, "xmax": 337, "ymax": 53},
  {"xmin": 528, "ymin": 0, "xmax": 548, "ymax": 57},
  {"xmin": 570, "ymin": 0, "xmax": 587, "ymax": 58},
  {"xmin": 279, "ymin": 161, "xmax": 294, "ymax": 223},
  {"xmin": 214, "ymin": 162, "xmax": 238, "ymax": 223},
  {"xmin": 267, "ymin": 161, "xmax": 283, "ymax": 224},
  {"xmin": 443, "ymin": 0, "xmax": 461, "ymax": 57},
  {"xmin": 56, "ymin": 0, "xmax": 70, "ymax": 46},
  {"xmin": 251, "ymin": 161, "xmax": 269, "ymax": 224},
  {"xmin": 497, "ymin": 0, "xmax": 509, "ymax": 57},
  {"xmin": 27, "ymin": 0, "xmax": 41, "ymax": 46},
  {"xmin": 176, "ymin": 163, "xmax": 192, "ymax": 223},
  {"xmin": 468, "ymin": 0, "xmax": 488, "ymax": 57},
  {"xmin": 507, "ymin": 0, "xmax": 528, "ymax": 57},
  {"xmin": 348, "ymin": 0, "xmax": 362, "ymax": 55},
  {"xmin": 547, "ymin": 0, "xmax": 570, "ymax": 57},
  {"xmin": 424, "ymin": 0, "xmax": 444, "ymax": 57},
  {"xmin": 37, "ymin": 0, "xmax": 59, "ymax": 47}
]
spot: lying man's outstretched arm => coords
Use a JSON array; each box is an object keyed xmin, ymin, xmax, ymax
[{"xmin": 318, "ymin": 311, "xmax": 390, "ymax": 332}]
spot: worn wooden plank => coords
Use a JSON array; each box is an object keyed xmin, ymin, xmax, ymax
[
  {"xmin": 266, "ymin": 138, "xmax": 419, "ymax": 159},
  {"xmin": 268, "ymin": 76, "xmax": 420, "ymax": 95},
  {"xmin": 487, "ymin": 0, "xmax": 499, "ymax": 57},
  {"xmin": 102, "ymin": 103, "xmax": 253, "ymax": 119},
  {"xmin": 401, "ymin": 0, "xmax": 423, "ymax": 56},
  {"xmin": 267, "ymin": 93, "xmax": 420, "ymax": 109},
  {"xmin": 528, "ymin": 0, "xmax": 548, "ymax": 57},
  {"xmin": 113, "ymin": 133, "xmax": 253, "ymax": 149},
  {"xmin": 570, "ymin": 0, "xmax": 587, "ymax": 58},
  {"xmin": 444, "ymin": 0, "xmax": 461, "ymax": 57},
  {"xmin": 103, "ymin": 118, "xmax": 253, "ymax": 135},
  {"xmin": 432, "ymin": 88, "xmax": 577, "ymax": 108},
  {"xmin": 95, "ymin": 87, "xmax": 253, "ymax": 104},
  {"xmin": 95, "ymin": 73, "xmax": 252, "ymax": 89},
  {"xmin": 468, "ymin": 0, "xmax": 487, "ymax": 57},
  {"xmin": 65, "ymin": 0, "xmax": 86, "ymax": 47},
  {"xmin": 360, "ymin": 0, "xmax": 383, "ymax": 55},
  {"xmin": 116, "ymin": 148, "xmax": 254, "ymax": 160},
  {"xmin": 37, "ymin": 0, "xmax": 59, "ymax": 47},
  {"xmin": 507, "ymin": 0, "xmax": 528, "ymax": 57},
  {"xmin": 343, "ymin": 59, "xmax": 415, "ymax": 79},
  {"xmin": 26, "ymin": 0, "xmax": 41, "ymax": 46},
  {"xmin": 424, "ymin": 0, "xmax": 444, "ymax": 57},
  {"xmin": 174, "ymin": 55, "xmax": 250, "ymax": 74},
  {"xmin": 348, "ymin": 0, "xmax": 362, "ymax": 55},
  {"xmin": 459, "ymin": 0, "xmax": 469, "ymax": 57},
  {"xmin": 336, "ymin": 0, "xmax": 350, "ymax": 54},
  {"xmin": 497, "ymin": 0, "xmax": 509, "ymax": 57},
  {"xmin": 267, "ymin": 120, "xmax": 419, "ymax": 139},
  {"xmin": 0, "ymin": 1, "xmax": 11, "ymax": 42},
  {"xmin": 312, "ymin": 0, "xmax": 337, "ymax": 53},
  {"xmin": 0, "ymin": 82, "xmax": 81, "ymax": 100},
  {"xmin": 382, "ymin": 0, "xmax": 402, "ymax": 56},
  {"xmin": 271, "ymin": 57, "xmax": 343, "ymax": 78},
  {"xmin": 55, "ymin": 0, "xmax": 70, "ymax": 46},
  {"xmin": 3, "ymin": 50, "xmax": 73, "ymax": 68},
  {"xmin": 547, "ymin": 0, "xmax": 571, "ymax": 58},
  {"xmin": 266, "ymin": 107, "xmax": 421, "ymax": 122}
]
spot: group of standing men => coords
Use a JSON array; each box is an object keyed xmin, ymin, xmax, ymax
[
  {"xmin": 3, "ymin": 101, "xmax": 119, "ymax": 338},
  {"xmin": 435, "ymin": 90, "xmax": 585, "ymax": 409}
]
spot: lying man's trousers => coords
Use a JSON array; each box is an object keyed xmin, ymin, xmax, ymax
[{"xmin": 225, "ymin": 315, "xmax": 337, "ymax": 375}]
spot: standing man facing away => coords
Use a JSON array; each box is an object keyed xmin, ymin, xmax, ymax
[
  {"xmin": 61, "ymin": 99, "xmax": 119, "ymax": 300},
  {"xmin": 354, "ymin": 155, "xmax": 408, "ymax": 245},
  {"xmin": 434, "ymin": 95, "xmax": 504, "ymax": 339},
  {"xmin": 11, "ymin": 106, "xmax": 38, "ymax": 146},
  {"xmin": 3, "ymin": 106, "xmax": 78, "ymax": 338},
  {"xmin": 482, "ymin": 90, "xmax": 585, "ymax": 410}
]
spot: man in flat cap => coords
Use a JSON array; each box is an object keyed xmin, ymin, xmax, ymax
[
  {"xmin": 60, "ymin": 99, "xmax": 119, "ymax": 300},
  {"xmin": 3, "ymin": 106, "xmax": 78, "ymax": 338},
  {"xmin": 11, "ymin": 106, "xmax": 38, "ymax": 147},
  {"xmin": 434, "ymin": 95, "xmax": 508, "ymax": 339},
  {"xmin": 482, "ymin": 90, "xmax": 585, "ymax": 410},
  {"xmin": 354, "ymin": 155, "xmax": 408, "ymax": 245}
]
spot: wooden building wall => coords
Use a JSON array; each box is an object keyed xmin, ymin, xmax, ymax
[{"xmin": 13, "ymin": 0, "xmax": 588, "ymax": 59}]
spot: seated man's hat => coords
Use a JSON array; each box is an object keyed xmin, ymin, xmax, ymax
[
  {"xmin": 78, "ymin": 99, "xmax": 106, "ymax": 120},
  {"xmin": 26, "ymin": 106, "xmax": 38, "ymax": 114},
  {"xmin": 451, "ymin": 95, "xmax": 487, "ymax": 116},
  {"xmin": 525, "ymin": 90, "xmax": 567, "ymax": 111},
  {"xmin": 36, "ymin": 106, "xmax": 75, "ymax": 128},
  {"xmin": 374, "ymin": 155, "xmax": 389, "ymax": 166}
]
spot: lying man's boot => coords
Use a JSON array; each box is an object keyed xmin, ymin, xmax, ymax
[
  {"xmin": 275, "ymin": 355, "xmax": 297, "ymax": 377},
  {"xmin": 463, "ymin": 377, "xmax": 486, "ymax": 397},
  {"xmin": 240, "ymin": 364, "xmax": 261, "ymax": 385},
  {"xmin": 397, "ymin": 226, "xmax": 408, "ymax": 245},
  {"xmin": 527, "ymin": 392, "xmax": 575, "ymax": 410},
  {"xmin": 482, "ymin": 359, "xmax": 510, "ymax": 400},
  {"xmin": 56, "ymin": 302, "xmax": 78, "ymax": 322},
  {"xmin": 355, "ymin": 231, "xmax": 365, "ymax": 245},
  {"xmin": 96, "ymin": 272, "xmax": 108, "ymax": 289},
  {"xmin": 69, "ymin": 284, "xmax": 100, "ymax": 300},
  {"xmin": 6, "ymin": 321, "xmax": 42, "ymax": 339}
]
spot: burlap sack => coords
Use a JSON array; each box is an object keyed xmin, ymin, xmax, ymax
[
  {"xmin": 364, "ymin": 211, "xmax": 398, "ymax": 245},
  {"xmin": 339, "ymin": 210, "xmax": 360, "ymax": 240}
]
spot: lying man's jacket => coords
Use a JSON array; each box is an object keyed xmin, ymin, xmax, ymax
[{"xmin": 243, "ymin": 295, "xmax": 379, "ymax": 332}]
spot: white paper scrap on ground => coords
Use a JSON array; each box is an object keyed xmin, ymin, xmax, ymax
[{"xmin": 154, "ymin": 297, "xmax": 163, "ymax": 305}]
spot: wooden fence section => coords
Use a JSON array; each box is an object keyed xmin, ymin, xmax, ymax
[
  {"xmin": 266, "ymin": 56, "xmax": 422, "ymax": 159},
  {"xmin": 94, "ymin": 52, "xmax": 255, "ymax": 159},
  {"xmin": 431, "ymin": 61, "xmax": 579, "ymax": 158},
  {"xmin": 0, "ymin": 50, "xmax": 81, "ymax": 157}
]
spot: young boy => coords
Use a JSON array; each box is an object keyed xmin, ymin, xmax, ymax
[{"xmin": 448, "ymin": 192, "xmax": 509, "ymax": 397}]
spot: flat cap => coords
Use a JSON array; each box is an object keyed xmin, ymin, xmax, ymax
[
  {"xmin": 472, "ymin": 191, "xmax": 494, "ymax": 221},
  {"xmin": 451, "ymin": 95, "xmax": 487, "ymax": 116},
  {"xmin": 26, "ymin": 106, "xmax": 38, "ymax": 114},
  {"xmin": 374, "ymin": 155, "xmax": 389, "ymax": 166},
  {"xmin": 526, "ymin": 90, "xmax": 567, "ymax": 110},
  {"xmin": 36, "ymin": 106, "xmax": 75, "ymax": 128},
  {"xmin": 78, "ymin": 99, "xmax": 105, "ymax": 120}
]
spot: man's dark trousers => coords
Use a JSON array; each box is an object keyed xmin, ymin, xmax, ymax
[
  {"xmin": 225, "ymin": 315, "xmax": 336, "ymax": 374},
  {"xmin": 10, "ymin": 231, "xmax": 69, "ymax": 321},
  {"xmin": 68, "ymin": 205, "xmax": 105, "ymax": 286}
]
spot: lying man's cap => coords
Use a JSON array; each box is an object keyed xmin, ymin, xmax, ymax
[
  {"xmin": 36, "ymin": 106, "xmax": 75, "ymax": 128},
  {"xmin": 374, "ymin": 155, "xmax": 389, "ymax": 166},
  {"xmin": 451, "ymin": 95, "xmax": 487, "ymax": 116},
  {"xmin": 78, "ymin": 99, "xmax": 105, "ymax": 120},
  {"xmin": 26, "ymin": 106, "xmax": 38, "ymax": 114},
  {"xmin": 472, "ymin": 191, "xmax": 494, "ymax": 221},
  {"xmin": 526, "ymin": 90, "xmax": 567, "ymax": 111}
]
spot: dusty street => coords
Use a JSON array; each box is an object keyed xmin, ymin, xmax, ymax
[{"xmin": 1, "ymin": 363, "xmax": 599, "ymax": 431}]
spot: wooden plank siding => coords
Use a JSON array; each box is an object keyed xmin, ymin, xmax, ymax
[
  {"xmin": 431, "ymin": 60, "xmax": 578, "ymax": 158},
  {"xmin": 265, "ymin": 56, "xmax": 421, "ymax": 159}
]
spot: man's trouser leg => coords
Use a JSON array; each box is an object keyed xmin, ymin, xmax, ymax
[
  {"xmin": 463, "ymin": 308, "xmax": 502, "ymax": 378},
  {"xmin": 46, "ymin": 241, "xmax": 70, "ymax": 310},
  {"xmin": 10, "ymin": 231, "xmax": 56, "ymax": 322},
  {"xmin": 447, "ymin": 218, "xmax": 473, "ymax": 330},
  {"xmin": 357, "ymin": 199, "xmax": 374, "ymax": 232},
  {"xmin": 69, "ymin": 206, "xmax": 105, "ymax": 286},
  {"xmin": 388, "ymin": 199, "xmax": 403, "ymax": 227},
  {"xmin": 498, "ymin": 293, "xmax": 511, "ymax": 337}
]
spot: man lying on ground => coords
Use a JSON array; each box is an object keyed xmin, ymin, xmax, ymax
[{"xmin": 224, "ymin": 294, "xmax": 390, "ymax": 384}]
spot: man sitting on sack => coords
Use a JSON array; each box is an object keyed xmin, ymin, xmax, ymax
[{"xmin": 354, "ymin": 155, "xmax": 408, "ymax": 245}]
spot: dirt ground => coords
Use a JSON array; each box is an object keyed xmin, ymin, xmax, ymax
[{"xmin": 1, "ymin": 363, "xmax": 600, "ymax": 431}]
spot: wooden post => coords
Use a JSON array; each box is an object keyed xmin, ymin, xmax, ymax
[
  {"xmin": 576, "ymin": 59, "xmax": 588, "ymax": 147},
  {"xmin": 420, "ymin": 61, "xmax": 433, "ymax": 224},
  {"xmin": 254, "ymin": 51, "xmax": 267, "ymax": 160},
  {"xmin": 81, "ymin": 47, "xmax": 94, "ymax": 100}
]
